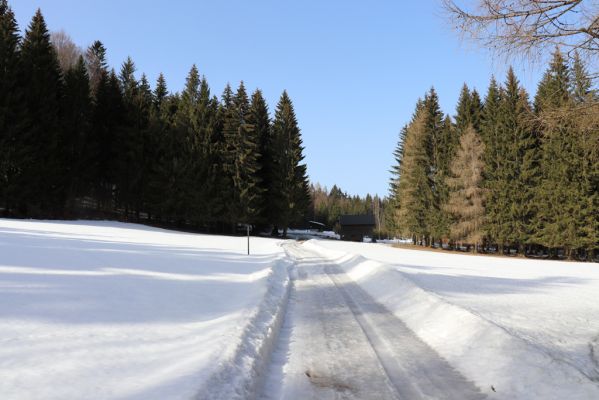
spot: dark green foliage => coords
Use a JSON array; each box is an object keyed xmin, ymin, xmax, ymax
[
  {"xmin": 533, "ymin": 50, "xmax": 598, "ymax": 257},
  {"xmin": 0, "ymin": 2, "xmax": 26, "ymax": 214},
  {"xmin": 390, "ymin": 58, "xmax": 596, "ymax": 259},
  {"xmin": 0, "ymin": 2, "xmax": 313, "ymax": 235},
  {"xmin": 423, "ymin": 88, "xmax": 454, "ymax": 243},
  {"xmin": 248, "ymin": 90, "xmax": 272, "ymax": 226},
  {"xmin": 499, "ymin": 69, "xmax": 539, "ymax": 250},
  {"xmin": 395, "ymin": 108, "xmax": 435, "ymax": 243},
  {"xmin": 17, "ymin": 9, "xmax": 64, "ymax": 216},
  {"xmin": 61, "ymin": 56, "xmax": 91, "ymax": 213},
  {"xmin": 480, "ymin": 77, "xmax": 502, "ymax": 245},
  {"xmin": 221, "ymin": 82, "xmax": 263, "ymax": 228},
  {"xmin": 85, "ymin": 40, "xmax": 107, "ymax": 97},
  {"xmin": 271, "ymin": 91, "xmax": 311, "ymax": 236}
]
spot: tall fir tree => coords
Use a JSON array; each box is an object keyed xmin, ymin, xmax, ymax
[
  {"xmin": 84, "ymin": 40, "xmax": 107, "ymax": 97},
  {"xmin": 534, "ymin": 50, "xmax": 598, "ymax": 258},
  {"xmin": 248, "ymin": 89, "xmax": 272, "ymax": 227},
  {"xmin": 423, "ymin": 88, "xmax": 453, "ymax": 244},
  {"xmin": 395, "ymin": 109, "xmax": 434, "ymax": 243},
  {"xmin": 499, "ymin": 68, "xmax": 539, "ymax": 252},
  {"xmin": 61, "ymin": 55, "xmax": 91, "ymax": 214},
  {"xmin": 480, "ymin": 77, "xmax": 503, "ymax": 247},
  {"xmin": 271, "ymin": 91, "xmax": 310, "ymax": 236},
  {"xmin": 89, "ymin": 69, "xmax": 123, "ymax": 211},
  {"xmin": 221, "ymin": 82, "xmax": 262, "ymax": 229},
  {"xmin": 0, "ymin": 1, "xmax": 26, "ymax": 214},
  {"xmin": 18, "ymin": 9, "xmax": 64, "ymax": 216},
  {"xmin": 387, "ymin": 125, "xmax": 407, "ymax": 236}
]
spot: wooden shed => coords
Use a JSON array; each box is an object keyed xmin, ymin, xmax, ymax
[{"xmin": 339, "ymin": 214, "xmax": 375, "ymax": 242}]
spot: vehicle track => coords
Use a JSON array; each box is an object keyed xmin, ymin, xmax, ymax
[{"xmin": 259, "ymin": 242, "xmax": 486, "ymax": 399}]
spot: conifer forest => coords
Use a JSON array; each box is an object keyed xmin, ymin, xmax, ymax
[
  {"xmin": 0, "ymin": 1, "xmax": 597, "ymax": 258},
  {"xmin": 0, "ymin": 3, "xmax": 311, "ymax": 235},
  {"xmin": 388, "ymin": 53, "xmax": 598, "ymax": 260}
]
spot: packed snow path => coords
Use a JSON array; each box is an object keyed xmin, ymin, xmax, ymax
[{"xmin": 260, "ymin": 243, "xmax": 486, "ymax": 399}]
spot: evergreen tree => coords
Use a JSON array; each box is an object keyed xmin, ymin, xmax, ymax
[
  {"xmin": 423, "ymin": 88, "xmax": 453, "ymax": 244},
  {"xmin": 445, "ymin": 124, "xmax": 486, "ymax": 249},
  {"xmin": 395, "ymin": 109, "xmax": 434, "ymax": 243},
  {"xmin": 534, "ymin": 50, "xmax": 597, "ymax": 258},
  {"xmin": 0, "ymin": 1, "xmax": 25, "ymax": 214},
  {"xmin": 167, "ymin": 65, "xmax": 201, "ymax": 224},
  {"xmin": 191, "ymin": 74, "xmax": 220, "ymax": 227},
  {"xmin": 248, "ymin": 89, "xmax": 272, "ymax": 226},
  {"xmin": 571, "ymin": 52, "xmax": 596, "ymax": 104},
  {"xmin": 154, "ymin": 73, "xmax": 168, "ymax": 110},
  {"xmin": 387, "ymin": 125, "xmax": 407, "ymax": 236},
  {"xmin": 84, "ymin": 40, "xmax": 107, "ymax": 97},
  {"xmin": 480, "ymin": 77, "xmax": 502, "ymax": 247},
  {"xmin": 88, "ymin": 69, "xmax": 123, "ymax": 211},
  {"xmin": 498, "ymin": 68, "xmax": 538, "ymax": 252},
  {"xmin": 61, "ymin": 55, "xmax": 91, "ymax": 214},
  {"xmin": 221, "ymin": 82, "xmax": 262, "ymax": 229},
  {"xmin": 18, "ymin": 9, "xmax": 64, "ymax": 216},
  {"xmin": 271, "ymin": 91, "xmax": 310, "ymax": 236}
]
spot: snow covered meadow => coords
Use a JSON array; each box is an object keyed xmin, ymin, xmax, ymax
[
  {"xmin": 2, "ymin": 219, "xmax": 598, "ymax": 400},
  {"xmin": 0, "ymin": 219, "xmax": 289, "ymax": 400},
  {"xmin": 305, "ymin": 240, "xmax": 599, "ymax": 399}
]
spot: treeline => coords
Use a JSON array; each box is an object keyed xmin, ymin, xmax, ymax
[
  {"xmin": 0, "ymin": 3, "xmax": 311, "ymax": 235},
  {"xmin": 310, "ymin": 184, "xmax": 389, "ymax": 235},
  {"xmin": 389, "ymin": 50, "xmax": 598, "ymax": 260}
]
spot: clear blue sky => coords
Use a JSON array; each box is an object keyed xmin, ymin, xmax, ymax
[{"xmin": 12, "ymin": 0, "xmax": 544, "ymax": 197}]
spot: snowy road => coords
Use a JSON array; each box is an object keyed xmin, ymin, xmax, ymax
[{"xmin": 260, "ymin": 243, "xmax": 486, "ymax": 400}]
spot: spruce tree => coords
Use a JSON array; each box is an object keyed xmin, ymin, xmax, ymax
[
  {"xmin": 248, "ymin": 89, "xmax": 272, "ymax": 227},
  {"xmin": 191, "ymin": 74, "xmax": 220, "ymax": 227},
  {"xmin": 271, "ymin": 91, "xmax": 310, "ymax": 236},
  {"xmin": 18, "ymin": 9, "xmax": 64, "ymax": 216},
  {"xmin": 221, "ymin": 82, "xmax": 262, "ymax": 229},
  {"xmin": 0, "ymin": 1, "xmax": 25, "ymax": 215},
  {"xmin": 89, "ymin": 69, "xmax": 123, "ymax": 212},
  {"xmin": 113, "ymin": 57, "xmax": 140, "ymax": 217},
  {"xmin": 61, "ymin": 55, "xmax": 91, "ymax": 214},
  {"xmin": 499, "ymin": 68, "xmax": 538, "ymax": 253},
  {"xmin": 85, "ymin": 40, "xmax": 107, "ymax": 97},
  {"xmin": 480, "ymin": 77, "xmax": 502, "ymax": 248},
  {"xmin": 168, "ymin": 65, "xmax": 201, "ymax": 224},
  {"xmin": 423, "ymin": 88, "xmax": 453, "ymax": 245},
  {"xmin": 535, "ymin": 50, "xmax": 598, "ymax": 258},
  {"xmin": 387, "ymin": 125, "xmax": 407, "ymax": 236},
  {"xmin": 154, "ymin": 73, "xmax": 168, "ymax": 110},
  {"xmin": 395, "ymin": 109, "xmax": 434, "ymax": 244},
  {"xmin": 571, "ymin": 52, "xmax": 596, "ymax": 104}
]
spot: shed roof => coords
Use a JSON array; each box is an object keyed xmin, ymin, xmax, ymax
[{"xmin": 339, "ymin": 214, "xmax": 376, "ymax": 226}]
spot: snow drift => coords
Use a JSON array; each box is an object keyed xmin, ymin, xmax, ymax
[
  {"xmin": 303, "ymin": 240, "xmax": 599, "ymax": 400},
  {"xmin": 0, "ymin": 219, "xmax": 290, "ymax": 400}
]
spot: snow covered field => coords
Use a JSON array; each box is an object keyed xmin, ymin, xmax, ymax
[
  {"xmin": 0, "ymin": 219, "xmax": 289, "ymax": 400},
  {"xmin": 305, "ymin": 240, "xmax": 599, "ymax": 399},
  {"xmin": 2, "ymin": 219, "xmax": 598, "ymax": 399}
]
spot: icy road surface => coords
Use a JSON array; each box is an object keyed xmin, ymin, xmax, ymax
[{"xmin": 260, "ymin": 243, "xmax": 486, "ymax": 400}]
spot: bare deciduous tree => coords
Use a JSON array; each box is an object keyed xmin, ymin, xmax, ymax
[
  {"xmin": 442, "ymin": 0, "xmax": 599, "ymax": 76},
  {"xmin": 51, "ymin": 30, "xmax": 81, "ymax": 72}
]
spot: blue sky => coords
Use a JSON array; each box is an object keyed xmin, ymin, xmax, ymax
[{"xmin": 12, "ymin": 0, "xmax": 544, "ymax": 197}]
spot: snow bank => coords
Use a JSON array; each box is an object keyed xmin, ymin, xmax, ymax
[
  {"xmin": 0, "ymin": 219, "xmax": 290, "ymax": 400},
  {"xmin": 195, "ymin": 256, "xmax": 292, "ymax": 400},
  {"xmin": 303, "ymin": 240, "xmax": 599, "ymax": 400}
]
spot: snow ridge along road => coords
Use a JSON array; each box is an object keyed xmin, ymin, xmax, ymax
[{"xmin": 259, "ymin": 242, "xmax": 486, "ymax": 400}]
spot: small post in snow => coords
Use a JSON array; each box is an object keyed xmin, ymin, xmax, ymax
[{"xmin": 247, "ymin": 224, "xmax": 250, "ymax": 255}]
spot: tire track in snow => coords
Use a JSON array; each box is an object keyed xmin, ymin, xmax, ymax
[{"xmin": 259, "ymin": 243, "xmax": 486, "ymax": 400}]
